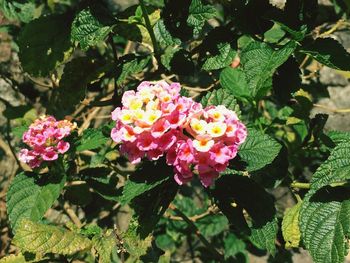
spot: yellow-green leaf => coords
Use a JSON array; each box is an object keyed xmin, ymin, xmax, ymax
[
  {"xmin": 13, "ymin": 219, "xmax": 92, "ymax": 256},
  {"xmin": 282, "ymin": 201, "xmax": 302, "ymax": 248},
  {"xmin": 0, "ymin": 254, "xmax": 26, "ymax": 263}
]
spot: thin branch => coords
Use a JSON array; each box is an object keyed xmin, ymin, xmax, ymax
[
  {"xmin": 313, "ymin": 103, "xmax": 350, "ymax": 113},
  {"xmin": 63, "ymin": 202, "xmax": 82, "ymax": 228},
  {"xmin": 165, "ymin": 205, "xmax": 219, "ymax": 222}
]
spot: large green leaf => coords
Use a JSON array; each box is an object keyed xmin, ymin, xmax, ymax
[
  {"xmin": 299, "ymin": 38, "xmax": 350, "ymax": 71},
  {"xmin": 6, "ymin": 171, "xmax": 66, "ymax": 232},
  {"xmin": 13, "ymin": 219, "xmax": 92, "ymax": 255},
  {"xmin": 238, "ymin": 128, "xmax": 282, "ymax": 172},
  {"xmin": 220, "ymin": 67, "xmax": 250, "ymax": 101},
  {"xmin": 71, "ymin": 6, "xmax": 114, "ymax": 51},
  {"xmin": 300, "ymin": 189, "xmax": 350, "ymax": 263},
  {"xmin": 309, "ymin": 141, "xmax": 350, "ymax": 192},
  {"xmin": 327, "ymin": 131, "xmax": 350, "ymax": 145},
  {"xmin": 200, "ymin": 88, "xmax": 241, "ymax": 116},
  {"xmin": 187, "ymin": 0, "xmax": 216, "ymax": 37},
  {"xmin": 18, "ymin": 14, "xmax": 72, "ymax": 76},
  {"xmin": 250, "ymin": 217, "xmax": 278, "ymax": 255},
  {"xmin": 240, "ymin": 40, "xmax": 296, "ymax": 99},
  {"xmin": 0, "ymin": 0, "xmax": 36, "ymax": 23},
  {"xmin": 0, "ymin": 254, "xmax": 26, "ymax": 263}
]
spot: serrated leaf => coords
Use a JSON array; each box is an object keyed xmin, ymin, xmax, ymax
[
  {"xmin": 220, "ymin": 67, "xmax": 251, "ymax": 101},
  {"xmin": 238, "ymin": 128, "xmax": 281, "ymax": 172},
  {"xmin": 327, "ymin": 131, "xmax": 350, "ymax": 145},
  {"xmin": 122, "ymin": 219, "xmax": 152, "ymax": 258},
  {"xmin": 92, "ymin": 230, "xmax": 118, "ymax": 263},
  {"xmin": 250, "ymin": 217, "xmax": 278, "ymax": 255},
  {"xmin": 202, "ymin": 42, "xmax": 236, "ymax": 71},
  {"xmin": 6, "ymin": 171, "xmax": 66, "ymax": 232},
  {"xmin": 300, "ymin": 189, "xmax": 350, "ymax": 263},
  {"xmin": 77, "ymin": 128, "xmax": 109, "ymax": 152},
  {"xmin": 116, "ymin": 54, "xmax": 150, "ymax": 85},
  {"xmin": 187, "ymin": 0, "xmax": 216, "ymax": 37},
  {"xmin": 200, "ymin": 88, "xmax": 241, "ymax": 116},
  {"xmin": 0, "ymin": 0, "xmax": 37, "ymax": 23},
  {"xmin": 240, "ymin": 40, "xmax": 296, "ymax": 99},
  {"xmin": 18, "ymin": 14, "xmax": 72, "ymax": 76},
  {"xmin": 309, "ymin": 141, "xmax": 350, "ymax": 192},
  {"xmin": 282, "ymin": 201, "xmax": 301, "ymax": 248},
  {"xmin": 71, "ymin": 7, "xmax": 113, "ymax": 51},
  {"xmin": 196, "ymin": 215, "xmax": 228, "ymax": 238},
  {"xmin": 0, "ymin": 254, "xmax": 26, "ymax": 263},
  {"xmin": 13, "ymin": 219, "xmax": 92, "ymax": 256},
  {"xmin": 299, "ymin": 38, "xmax": 350, "ymax": 71},
  {"xmin": 154, "ymin": 19, "xmax": 181, "ymax": 47}
]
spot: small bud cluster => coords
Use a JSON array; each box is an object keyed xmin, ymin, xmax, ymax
[
  {"xmin": 19, "ymin": 116, "xmax": 75, "ymax": 168},
  {"xmin": 111, "ymin": 81, "xmax": 247, "ymax": 187}
]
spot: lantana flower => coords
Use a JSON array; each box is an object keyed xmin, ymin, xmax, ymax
[
  {"xmin": 111, "ymin": 81, "xmax": 247, "ymax": 187},
  {"xmin": 18, "ymin": 115, "xmax": 76, "ymax": 168}
]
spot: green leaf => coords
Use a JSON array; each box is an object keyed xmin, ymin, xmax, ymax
[
  {"xmin": 224, "ymin": 233, "xmax": 246, "ymax": 260},
  {"xmin": 212, "ymin": 175, "xmax": 277, "ymax": 255},
  {"xmin": 220, "ymin": 67, "xmax": 251, "ymax": 101},
  {"xmin": 264, "ymin": 23, "xmax": 286, "ymax": 43},
  {"xmin": 18, "ymin": 14, "xmax": 72, "ymax": 76},
  {"xmin": 154, "ymin": 19, "xmax": 181, "ymax": 47},
  {"xmin": 238, "ymin": 128, "xmax": 282, "ymax": 172},
  {"xmin": 249, "ymin": 217, "xmax": 278, "ymax": 255},
  {"xmin": 282, "ymin": 201, "xmax": 302, "ymax": 248},
  {"xmin": 122, "ymin": 219, "xmax": 153, "ymax": 258},
  {"xmin": 77, "ymin": 128, "xmax": 109, "ymax": 152},
  {"xmin": 0, "ymin": 0, "xmax": 37, "ymax": 23},
  {"xmin": 200, "ymin": 88, "xmax": 241, "ymax": 117},
  {"xmin": 187, "ymin": 0, "xmax": 216, "ymax": 37},
  {"xmin": 6, "ymin": 171, "xmax": 66, "ymax": 232},
  {"xmin": 299, "ymin": 38, "xmax": 350, "ymax": 71},
  {"xmin": 71, "ymin": 7, "xmax": 114, "ymax": 51},
  {"xmin": 309, "ymin": 141, "xmax": 350, "ymax": 192},
  {"xmin": 300, "ymin": 189, "xmax": 350, "ymax": 263},
  {"xmin": 202, "ymin": 42, "xmax": 236, "ymax": 71},
  {"xmin": 327, "ymin": 131, "xmax": 350, "ymax": 145},
  {"xmin": 120, "ymin": 161, "xmax": 172, "ymax": 205},
  {"xmin": 92, "ymin": 230, "xmax": 118, "ymax": 263},
  {"xmin": 13, "ymin": 219, "xmax": 92, "ymax": 256},
  {"xmin": 196, "ymin": 215, "xmax": 228, "ymax": 238},
  {"xmin": 116, "ymin": 54, "xmax": 151, "ymax": 85},
  {"xmin": 0, "ymin": 254, "xmax": 26, "ymax": 263},
  {"xmin": 240, "ymin": 40, "xmax": 296, "ymax": 99}
]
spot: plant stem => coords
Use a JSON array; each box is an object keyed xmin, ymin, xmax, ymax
[
  {"xmin": 139, "ymin": 0, "xmax": 160, "ymax": 60},
  {"xmin": 290, "ymin": 182, "xmax": 311, "ymax": 189},
  {"xmin": 168, "ymin": 204, "xmax": 224, "ymax": 261}
]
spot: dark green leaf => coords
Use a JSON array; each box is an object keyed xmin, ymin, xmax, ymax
[
  {"xmin": 154, "ymin": 19, "xmax": 181, "ymax": 47},
  {"xmin": 116, "ymin": 54, "xmax": 151, "ymax": 85},
  {"xmin": 18, "ymin": 14, "xmax": 72, "ymax": 76},
  {"xmin": 238, "ymin": 128, "xmax": 282, "ymax": 172},
  {"xmin": 187, "ymin": 0, "xmax": 216, "ymax": 37},
  {"xmin": 299, "ymin": 38, "xmax": 350, "ymax": 71},
  {"xmin": 71, "ymin": 6, "xmax": 114, "ymax": 51},
  {"xmin": 240, "ymin": 40, "xmax": 296, "ymax": 99},
  {"xmin": 224, "ymin": 233, "xmax": 246, "ymax": 260},
  {"xmin": 0, "ymin": 0, "xmax": 37, "ymax": 23},
  {"xmin": 220, "ymin": 67, "xmax": 251, "ymax": 101}
]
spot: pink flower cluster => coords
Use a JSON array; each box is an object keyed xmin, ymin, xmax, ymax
[
  {"xmin": 19, "ymin": 116, "xmax": 76, "ymax": 168},
  {"xmin": 111, "ymin": 81, "xmax": 247, "ymax": 187}
]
